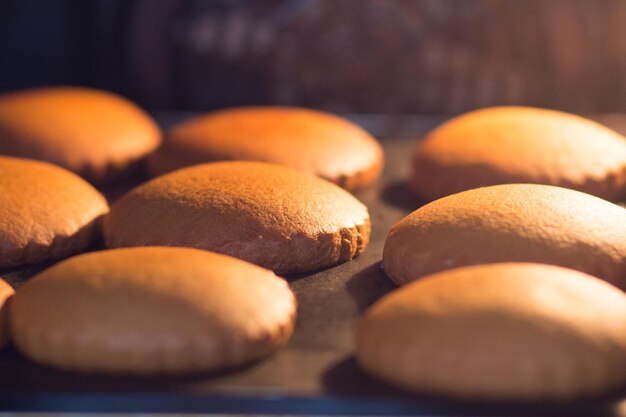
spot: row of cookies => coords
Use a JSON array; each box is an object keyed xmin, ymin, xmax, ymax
[
  {"xmin": 0, "ymin": 86, "xmax": 384, "ymax": 189},
  {"xmin": 0, "ymin": 154, "xmax": 373, "ymax": 372},
  {"xmin": 0, "ymin": 87, "xmax": 381, "ymax": 375},
  {"xmin": 0, "ymin": 158, "xmax": 375, "ymax": 373},
  {"xmin": 3, "ymin": 86, "xmax": 626, "ymax": 402},
  {"xmin": 356, "ymin": 108, "xmax": 626, "ymax": 400},
  {"xmin": 361, "ymin": 183, "xmax": 626, "ymax": 400},
  {"xmin": 2, "ymin": 87, "xmax": 625, "ymax": 199},
  {"xmin": 0, "ymin": 87, "xmax": 626, "ymax": 200},
  {"xmin": 0, "ymin": 156, "xmax": 371, "ymax": 272},
  {"xmin": 4, "ymin": 180, "xmax": 626, "ymax": 396}
]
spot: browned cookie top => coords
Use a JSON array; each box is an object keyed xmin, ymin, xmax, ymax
[
  {"xmin": 105, "ymin": 161, "xmax": 370, "ymax": 274},
  {"xmin": 412, "ymin": 107, "xmax": 626, "ymax": 201},
  {"xmin": 149, "ymin": 107, "xmax": 383, "ymax": 190},
  {"xmin": 358, "ymin": 263, "xmax": 626, "ymax": 399},
  {"xmin": 11, "ymin": 247, "xmax": 296, "ymax": 374},
  {"xmin": 0, "ymin": 156, "xmax": 109, "ymax": 268},
  {"xmin": 0, "ymin": 87, "xmax": 161, "ymax": 183}
]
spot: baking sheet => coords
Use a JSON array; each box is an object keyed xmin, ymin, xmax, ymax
[{"xmin": 1, "ymin": 113, "xmax": 626, "ymax": 416}]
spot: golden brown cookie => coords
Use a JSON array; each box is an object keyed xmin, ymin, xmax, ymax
[
  {"xmin": 0, "ymin": 279, "xmax": 14, "ymax": 349},
  {"xmin": 10, "ymin": 247, "xmax": 296, "ymax": 374},
  {"xmin": 0, "ymin": 156, "xmax": 109, "ymax": 268},
  {"xmin": 357, "ymin": 263, "xmax": 626, "ymax": 400},
  {"xmin": 147, "ymin": 107, "xmax": 384, "ymax": 190},
  {"xmin": 412, "ymin": 107, "xmax": 626, "ymax": 201},
  {"xmin": 104, "ymin": 161, "xmax": 370, "ymax": 274},
  {"xmin": 0, "ymin": 87, "xmax": 161, "ymax": 183},
  {"xmin": 383, "ymin": 184, "xmax": 626, "ymax": 287}
]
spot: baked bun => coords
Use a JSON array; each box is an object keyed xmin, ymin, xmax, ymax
[
  {"xmin": 10, "ymin": 247, "xmax": 296, "ymax": 374},
  {"xmin": 0, "ymin": 156, "xmax": 109, "ymax": 268},
  {"xmin": 148, "ymin": 107, "xmax": 384, "ymax": 190},
  {"xmin": 0, "ymin": 279, "xmax": 14, "ymax": 349},
  {"xmin": 0, "ymin": 87, "xmax": 161, "ymax": 183},
  {"xmin": 412, "ymin": 107, "xmax": 626, "ymax": 201},
  {"xmin": 357, "ymin": 263, "xmax": 626, "ymax": 399},
  {"xmin": 104, "ymin": 161, "xmax": 370, "ymax": 274},
  {"xmin": 383, "ymin": 184, "xmax": 626, "ymax": 287}
]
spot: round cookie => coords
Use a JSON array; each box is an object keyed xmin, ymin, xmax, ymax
[
  {"xmin": 147, "ymin": 107, "xmax": 384, "ymax": 190},
  {"xmin": 357, "ymin": 263, "xmax": 626, "ymax": 400},
  {"xmin": 104, "ymin": 161, "xmax": 370, "ymax": 274},
  {"xmin": 10, "ymin": 247, "xmax": 296, "ymax": 374},
  {"xmin": 383, "ymin": 184, "xmax": 626, "ymax": 287},
  {"xmin": 0, "ymin": 156, "xmax": 109, "ymax": 268},
  {"xmin": 412, "ymin": 107, "xmax": 626, "ymax": 201},
  {"xmin": 0, "ymin": 279, "xmax": 14, "ymax": 349},
  {"xmin": 0, "ymin": 87, "xmax": 161, "ymax": 183}
]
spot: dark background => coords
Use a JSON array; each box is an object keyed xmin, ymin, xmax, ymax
[{"xmin": 1, "ymin": 0, "xmax": 624, "ymax": 114}]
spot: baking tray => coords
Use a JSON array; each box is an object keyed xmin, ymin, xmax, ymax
[{"xmin": 1, "ymin": 113, "xmax": 626, "ymax": 416}]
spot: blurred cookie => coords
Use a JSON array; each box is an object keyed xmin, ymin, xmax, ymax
[
  {"xmin": 412, "ymin": 107, "xmax": 626, "ymax": 201},
  {"xmin": 104, "ymin": 161, "xmax": 370, "ymax": 274},
  {"xmin": 148, "ymin": 107, "xmax": 384, "ymax": 190},
  {"xmin": 357, "ymin": 263, "xmax": 626, "ymax": 399},
  {"xmin": 383, "ymin": 184, "xmax": 626, "ymax": 287},
  {"xmin": 0, "ymin": 156, "xmax": 109, "ymax": 268},
  {"xmin": 0, "ymin": 87, "xmax": 161, "ymax": 183},
  {"xmin": 10, "ymin": 247, "xmax": 296, "ymax": 374},
  {"xmin": 0, "ymin": 279, "xmax": 14, "ymax": 349}
]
